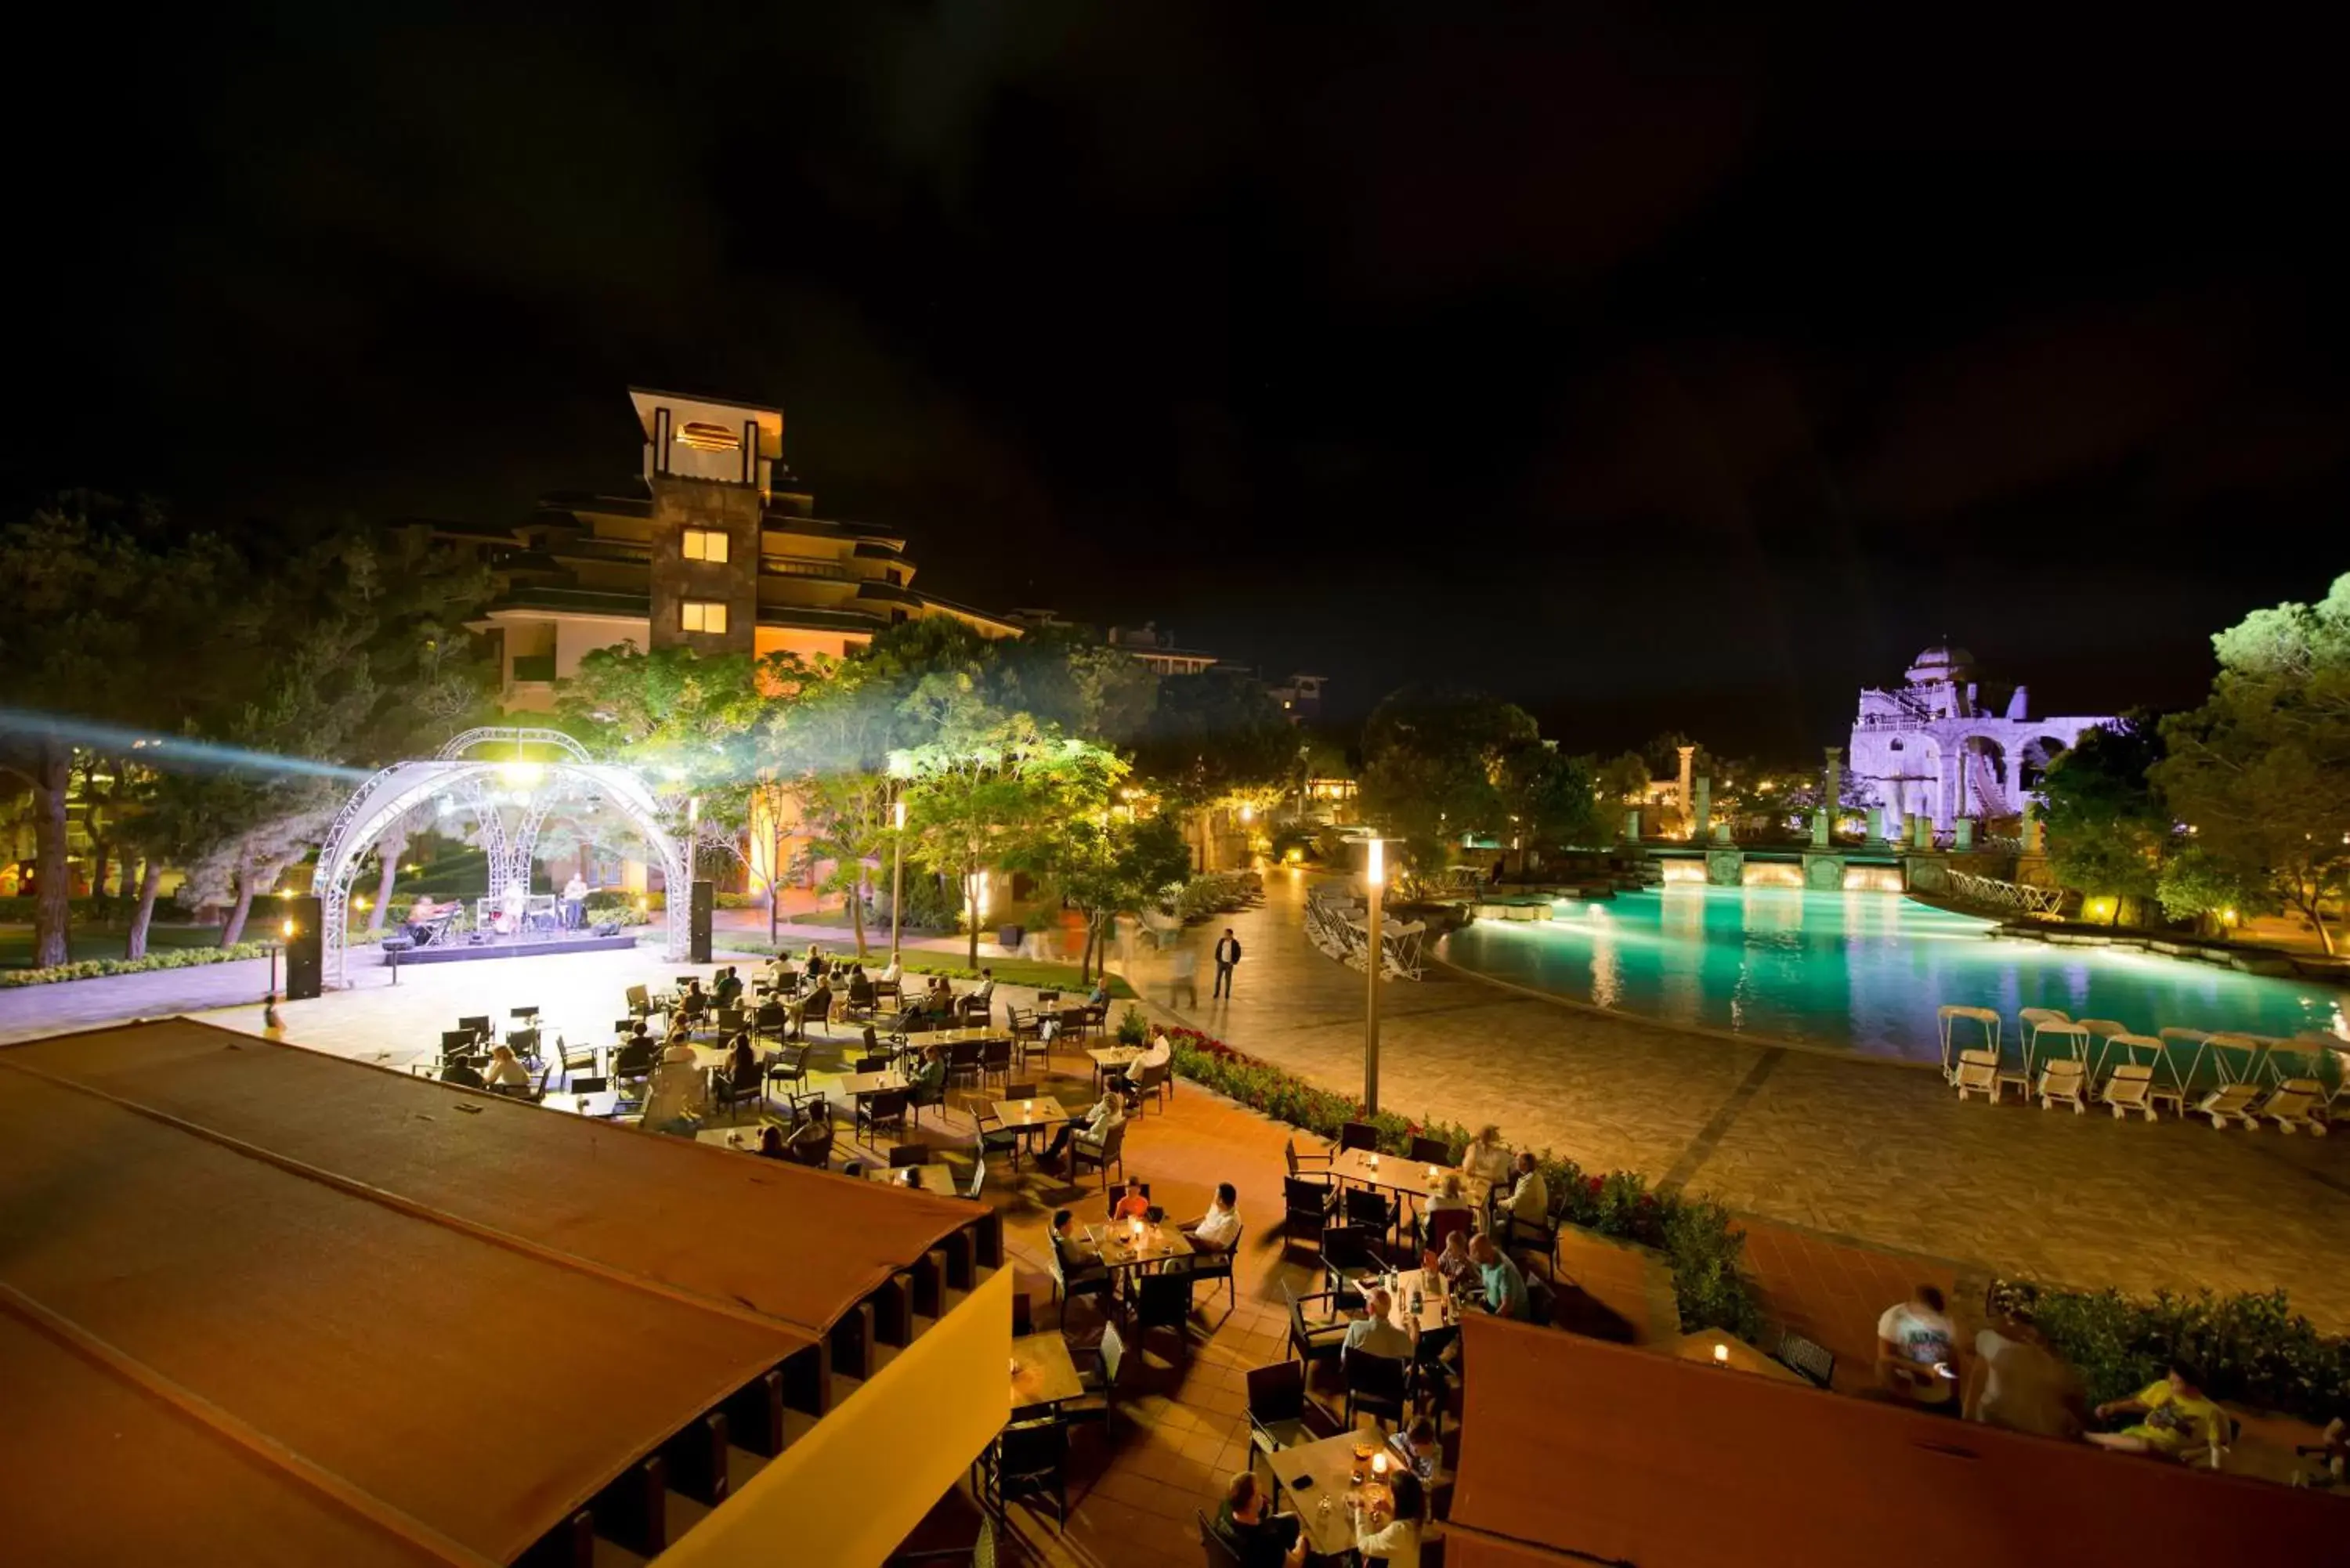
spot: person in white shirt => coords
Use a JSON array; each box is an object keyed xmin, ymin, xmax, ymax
[
  {"xmin": 1343, "ymin": 1288, "xmax": 1415, "ymax": 1359},
  {"xmin": 1350, "ymin": 1469, "xmax": 1424, "ymax": 1568},
  {"xmin": 562, "ymin": 873, "xmax": 588, "ymax": 929},
  {"xmin": 660, "ymin": 1029, "xmax": 699, "ymax": 1066},
  {"xmin": 1043, "ymin": 1092, "xmax": 1123, "ymax": 1166},
  {"xmin": 1876, "ymin": 1284, "xmax": 1958, "ymax": 1404},
  {"xmin": 1460, "ymin": 1124, "xmax": 1512, "ymax": 1187},
  {"xmin": 878, "ymin": 956, "xmax": 902, "ymax": 988},
  {"xmin": 973, "ymin": 968, "xmax": 996, "ymax": 1002},
  {"xmin": 1502, "ymin": 1151, "xmax": 1549, "ymax": 1228},
  {"xmin": 1112, "ymin": 1029, "xmax": 1173, "ymax": 1098},
  {"xmin": 1181, "ymin": 1182, "xmax": 1242, "ymax": 1255},
  {"xmin": 482, "ymin": 1043, "xmax": 530, "ymax": 1088}
]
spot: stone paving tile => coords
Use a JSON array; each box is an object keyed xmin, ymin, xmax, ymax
[{"xmin": 1138, "ymin": 873, "xmax": 2350, "ymax": 1332}]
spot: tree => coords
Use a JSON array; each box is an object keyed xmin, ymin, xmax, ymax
[
  {"xmin": 0, "ymin": 497, "xmax": 232, "ymax": 965},
  {"xmin": 1496, "ymin": 742, "xmax": 1603, "ymax": 862},
  {"xmin": 1357, "ymin": 685, "xmax": 1540, "ymax": 874},
  {"xmin": 1046, "ymin": 811, "xmax": 1191, "ymax": 981},
  {"xmin": 1130, "ymin": 670, "xmax": 1296, "ymax": 807},
  {"xmin": 2156, "ymin": 574, "xmax": 2350, "ymax": 954},
  {"xmin": 1597, "ymin": 751, "xmax": 1652, "ymax": 807},
  {"xmin": 900, "ymin": 714, "xmax": 1123, "ymax": 966},
  {"xmin": 2155, "ymin": 845, "xmax": 2269, "ymax": 935},
  {"xmin": 2039, "ymin": 715, "xmax": 2171, "ymax": 926}
]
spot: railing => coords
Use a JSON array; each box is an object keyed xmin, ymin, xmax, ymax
[
  {"xmin": 1945, "ymin": 869, "xmax": 2065, "ymax": 916},
  {"xmin": 761, "ymin": 555, "xmax": 853, "ymax": 580}
]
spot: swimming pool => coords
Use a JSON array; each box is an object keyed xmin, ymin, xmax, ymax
[{"xmin": 1439, "ymin": 885, "xmax": 2348, "ymax": 1064}]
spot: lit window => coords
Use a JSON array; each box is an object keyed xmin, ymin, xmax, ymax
[
  {"xmin": 682, "ymin": 601, "xmax": 728, "ymax": 634},
  {"xmin": 676, "ymin": 421, "xmax": 741, "ymax": 453},
  {"xmin": 682, "ymin": 527, "xmax": 728, "ymax": 563}
]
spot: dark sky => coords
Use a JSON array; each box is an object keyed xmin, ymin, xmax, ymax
[{"xmin": 12, "ymin": 6, "xmax": 2348, "ymax": 758}]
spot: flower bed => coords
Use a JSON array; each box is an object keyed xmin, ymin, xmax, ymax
[
  {"xmin": 1988, "ymin": 1279, "xmax": 2350, "ymax": 1421},
  {"xmin": 1163, "ymin": 1026, "xmax": 1764, "ymax": 1337},
  {"xmin": 0, "ymin": 941, "xmax": 282, "ymax": 988}
]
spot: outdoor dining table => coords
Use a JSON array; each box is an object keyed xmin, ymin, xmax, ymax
[
  {"xmin": 1265, "ymin": 1429, "xmax": 1401, "ymax": 1560},
  {"xmin": 1086, "ymin": 1046, "xmax": 1142, "ymax": 1088},
  {"xmin": 1085, "ymin": 1219, "xmax": 1194, "ymax": 1272},
  {"xmin": 835, "ymin": 1068, "xmax": 912, "ymax": 1099},
  {"xmin": 1668, "ymin": 1328, "xmax": 1810, "ymax": 1385},
  {"xmin": 1327, "ymin": 1147, "xmax": 1491, "ymax": 1210},
  {"xmin": 539, "ymin": 1091, "xmax": 624, "ymax": 1118},
  {"xmin": 866, "ymin": 1162, "xmax": 959, "ymax": 1193},
  {"xmin": 1365, "ymin": 1267, "xmax": 1456, "ymax": 1335},
  {"xmin": 1010, "ymin": 1331, "xmax": 1086, "ymax": 1414}
]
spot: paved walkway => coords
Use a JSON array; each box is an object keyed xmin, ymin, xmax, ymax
[{"xmin": 1130, "ymin": 872, "xmax": 2350, "ymax": 1329}]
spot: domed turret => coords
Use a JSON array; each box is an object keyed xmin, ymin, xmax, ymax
[{"xmin": 1904, "ymin": 644, "xmax": 1976, "ymax": 684}]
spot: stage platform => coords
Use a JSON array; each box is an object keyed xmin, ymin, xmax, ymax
[{"xmin": 384, "ymin": 932, "xmax": 643, "ymax": 966}]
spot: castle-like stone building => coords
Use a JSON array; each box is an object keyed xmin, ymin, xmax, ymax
[{"xmin": 1847, "ymin": 646, "xmax": 2111, "ymax": 832}]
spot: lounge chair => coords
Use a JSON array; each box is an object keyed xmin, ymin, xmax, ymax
[
  {"xmin": 2036, "ymin": 1057, "xmax": 2088, "ymax": 1114},
  {"xmin": 1937, "ymin": 1006, "xmax": 2001, "ymax": 1084},
  {"xmin": 2254, "ymin": 1079, "xmax": 2329, "ymax": 1136},
  {"xmin": 1953, "ymin": 1050, "xmax": 2003, "ymax": 1104},
  {"xmin": 2099, "ymin": 1064, "xmax": 2158, "ymax": 1121},
  {"xmin": 2194, "ymin": 1082, "xmax": 2262, "ymax": 1130}
]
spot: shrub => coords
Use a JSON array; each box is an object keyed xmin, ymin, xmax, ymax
[
  {"xmin": 1166, "ymin": 1028, "xmax": 1764, "ymax": 1335},
  {"xmin": 1989, "ymin": 1279, "xmax": 2350, "ymax": 1420},
  {"xmin": 0, "ymin": 942, "xmax": 282, "ymax": 988},
  {"xmin": 1117, "ymin": 1004, "xmax": 1150, "ymax": 1046}
]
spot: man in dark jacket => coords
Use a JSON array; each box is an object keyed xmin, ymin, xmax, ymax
[{"xmin": 1213, "ymin": 929, "xmax": 1242, "ymax": 998}]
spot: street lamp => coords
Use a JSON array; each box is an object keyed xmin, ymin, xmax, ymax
[
  {"xmin": 1364, "ymin": 836, "xmax": 1384, "ymax": 1116},
  {"xmin": 891, "ymin": 794, "xmax": 908, "ymax": 968}
]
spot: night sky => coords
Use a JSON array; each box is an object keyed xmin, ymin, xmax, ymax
[{"xmin": 13, "ymin": 8, "xmax": 2348, "ymax": 757}]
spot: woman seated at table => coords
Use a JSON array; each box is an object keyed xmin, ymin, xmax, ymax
[
  {"xmin": 660, "ymin": 1027, "xmax": 700, "ymax": 1066},
  {"xmin": 721, "ymin": 1030, "xmax": 757, "ymax": 1080},
  {"xmin": 906, "ymin": 1044, "xmax": 948, "ymax": 1108},
  {"xmin": 1350, "ymin": 1468, "xmax": 1424, "ymax": 1568},
  {"xmin": 481, "ymin": 1043, "xmax": 532, "ymax": 1092},
  {"xmin": 803, "ymin": 944, "xmax": 829, "ymax": 981},
  {"xmin": 757, "ymin": 1125, "xmax": 790, "ymax": 1160},
  {"xmin": 1210, "ymin": 1472, "xmax": 1307, "ymax": 1568},
  {"xmin": 786, "ymin": 1108, "xmax": 833, "ymax": 1166},
  {"xmin": 845, "ymin": 963, "xmax": 876, "ymax": 1010},
  {"xmin": 1459, "ymin": 1124, "xmax": 1512, "ymax": 1188}
]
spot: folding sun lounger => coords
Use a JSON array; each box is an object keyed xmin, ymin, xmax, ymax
[
  {"xmin": 2254, "ymin": 1079, "xmax": 2329, "ymax": 1136},
  {"xmin": 1953, "ymin": 1050, "xmax": 2003, "ymax": 1104},
  {"xmin": 2194, "ymin": 1082, "xmax": 2263, "ymax": 1130},
  {"xmin": 2037, "ymin": 1057, "xmax": 2088, "ymax": 1114}
]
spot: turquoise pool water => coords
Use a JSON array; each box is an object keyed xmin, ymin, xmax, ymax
[{"xmin": 1440, "ymin": 886, "xmax": 2348, "ymax": 1064}]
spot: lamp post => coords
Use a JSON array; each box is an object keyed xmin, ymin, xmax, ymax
[
  {"xmin": 1364, "ymin": 836, "xmax": 1384, "ymax": 1116},
  {"xmin": 891, "ymin": 794, "xmax": 907, "ymax": 968}
]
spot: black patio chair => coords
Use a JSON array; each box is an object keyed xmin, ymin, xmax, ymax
[
  {"xmin": 1180, "ymin": 1223, "xmax": 1242, "ymax": 1311},
  {"xmin": 1196, "ymin": 1511, "xmax": 1246, "ymax": 1568},
  {"xmin": 1343, "ymin": 1184, "xmax": 1397, "ymax": 1243},
  {"xmin": 1282, "ymin": 1176, "xmax": 1335, "ymax": 1251},
  {"xmin": 889, "ymin": 1143, "xmax": 931, "ymax": 1168},
  {"xmin": 1773, "ymin": 1328, "xmax": 1836, "ymax": 1389},
  {"xmin": 711, "ymin": 1054, "xmax": 765, "ymax": 1122},
  {"xmin": 1342, "ymin": 1346, "xmax": 1410, "ymax": 1431},
  {"xmin": 1069, "ymin": 1119, "xmax": 1126, "ymax": 1190},
  {"xmin": 1337, "ymin": 1121, "xmax": 1379, "ymax": 1153},
  {"xmin": 1284, "ymin": 1283, "xmax": 1348, "ymax": 1371},
  {"xmin": 763, "ymin": 1043, "xmax": 813, "ymax": 1111},
  {"xmin": 1321, "ymin": 1223, "xmax": 1379, "ymax": 1302},
  {"xmin": 982, "ymin": 1418, "xmax": 1067, "ymax": 1530},
  {"xmin": 1408, "ymin": 1134, "xmax": 1453, "ymax": 1166},
  {"xmin": 857, "ymin": 1088, "xmax": 909, "ymax": 1145},
  {"xmin": 751, "ymin": 1000, "xmax": 789, "ymax": 1045},
  {"xmin": 1061, "ymin": 1321, "xmax": 1125, "ymax": 1436},
  {"xmin": 1048, "ymin": 1230, "xmax": 1113, "ymax": 1321},
  {"xmin": 1130, "ymin": 1271, "xmax": 1193, "ymax": 1362},
  {"xmin": 1245, "ymin": 1360, "xmax": 1342, "ymax": 1498}
]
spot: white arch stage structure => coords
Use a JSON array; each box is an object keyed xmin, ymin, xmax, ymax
[{"xmin": 310, "ymin": 727, "xmax": 690, "ymax": 987}]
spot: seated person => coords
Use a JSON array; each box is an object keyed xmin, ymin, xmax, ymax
[
  {"xmin": 1050, "ymin": 1209, "xmax": 1110, "ymax": 1289},
  {"xmin": 2088, "ymin": 1363, "xmax": 2223, "ymax": 1458},
  {"xmin": 1211, "ymin": 1471, "xmax": 1307, "ymax": 1568},
  {"xmin": 898, "ymin": 1166, "xmax": 927, "ymax": 1190},
  {"xmin": 1112, "ymin": 1029, "xmax": 1173, "ymax": 1098},
  {"xmin": 1469, "ymin": 1234, "xmax": 1529, "ymax": 1321},
  {"xmin": 757, "ymin": 1125, "xmax": 790, "ymax": 1160},
  {"xmin": 846, "ymin": 964, "xmax": 876, "ymax": 1008},
  {"xmin": 402, "ymin": 895, "xmax": 444, "ymax": 942},
  {"xmin": 803, "ymin": 944, "xmax": 829, "ymax": 981},
  {"xmin": 1965, "ymin": 1317, "xmax": 2085, "ymax": 1440},
  {"xmin": 439, "ymin": 1058, "xmax": 486, "ymax": 1089},
  {"xmin": 482, "ymin": 1043, "xmax": 531, "ymax": 1090},
  {"xmin": 1501, "ymin": 1151, "xmax": 1549, "ymax": 1230},
  {"xmin": 713, "ymin": 968, "xmax": 743, "ymax": 1007},
  {"xmin": 639, "ymin": 1057, "xmax": 707, "ymax": 1131},
  {"xmin": 1350, "ymin": 1468, "xmax": 1424, "ymax": 1568},
  {"xmin": 1180, "ymin": 1182, "xmax": 1242, "ymax": 1255},
  {"xmin": 1110, "ymin": 1177, "xmax": 1152, "ymax": 1222},
  {"xmin": 1875, "ymin": 1284, "xmax": 1958, "ymax": 1404},
  {"xmin": 906, "ymin": 1044, "xmax": 948, "ymax": 1106},
  {"xmin": 1086, "ymin": 977, "xmax": 1111, "ymax": 1008},
  {"xmin": 721, "ymin": 1031, "xmax": 757, "ymax": 1080},
  {"xmin": 660, "ymin": 1028, "xmax": 700, "ymax": 1066},
  {"xmin": 611, "ymin": 1033, "xmax": 658, "ymax": 1081},
  {"xmin": 1344, "ymin": 1287, "xmax": 1416, "ymax": 1359},
  {"xmin": 1426, "ymin": 1229, "xmax": 1480, "ymax": 1294},
  {"xmin": 1389, "ymin": 1416, "xmax": 1440, "ymax": 1482},
  {"xmin": 1043, "ymin": 1091, "xmax": 1124, "ymax": 1165},
  {"xmin": 785, "ymin": 1109, "xmax": 833, "ymax": 1167},
  {"xmin": 877, "ymin": 956, "xmax": 902, "ymax": 989},
  {"xmin": 761, "ymin": 954, "xmax": 795, "ymax": 992},
  {"xmin": 971, "ymin": 967, "xmax": 996, "ymax": 1006},
  {"xmin": 1460, "ymin": 1124, "xmax": 1513, "ymax": 1188}
]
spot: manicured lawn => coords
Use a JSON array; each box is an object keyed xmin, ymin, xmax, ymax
[{"xmin": 0, "ymin": 923, "xmax": 228, "ymax": 970}]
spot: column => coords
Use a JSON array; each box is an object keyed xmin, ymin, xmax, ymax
[
  {"xmin": 1813, "ymin": 747, "xmax": 1841, "ymax": 847},
  {"xmin": 1676, "ymin": 746, "xmax": 1695, "ymax": 838},
  {"xmin": 1693, "ymin": 775, "xmax": 1711, "ymax": 841},
  {"xmin": 1934, "ymin": 750, "xmax": 1957, "ymax": 832},
  {"xmin": 2022, "ymin": 797, "xmax": 2044, "ymax": 854}
]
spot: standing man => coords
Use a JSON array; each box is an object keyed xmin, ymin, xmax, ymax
[
  {"xmin": 1213, "ymin": 927, "xmax": 1242, "ymax": 999},
  {"xmin": 562, "ymin": 871, "xmax": 589, "ymax": 930}
]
